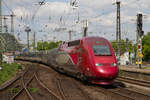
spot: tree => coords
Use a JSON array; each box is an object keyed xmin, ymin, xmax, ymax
[
  {"xmin": 111, "ymin": 40, "xmax": 117, "ymax": 53},
  {"xmin": 37, "ymin": 42, "xmax": 43, "ymax": 51},
  {"xmin": 142, "ymin": 32, "xmax": 150, "ymax": 61},
  {"xmin": 43, "ymin": 41, "xmax": 49, "ymax": 50},
  {"xmin": 37, "ymin": 41, "xmax": 62, "ymax": 51},
  {"xmin": 111, "ymin": 40, "xmax": 134, "ymax": 55}
]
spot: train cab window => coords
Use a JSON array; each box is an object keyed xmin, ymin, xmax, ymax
[
  {"xmin": 68, "ymin": 40, "xmax": 80, "ymax": 47},
  {"xmin": 95, "ymin": 41, "xmax": 104, "ymax": 44},
  {"xmin": 92, "ymin": 45, "xmax": 111, "ymax": 56}
]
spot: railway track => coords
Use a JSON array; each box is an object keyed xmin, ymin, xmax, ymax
[
  {"xmin": 90, "ymin": 86, "xmax": 134, "ymax": 100},
  {"xmin": 85, "ymin": 83, "xmax": 150, "ymax": 100},
  {"xmin": 33, "ymin": 71, "xmax": 62, "ymax": 100},
  {"xmin": 108, "ymin": 86, "xmax": 150, "ymax": 100},
  {"xmin": 0, "ymin": 67, "xmax": 29, "ymax": 100},
  {"xmin": 10, "ymin": 67, "xmax": 35, "ymax": 100},
  {"xmin": 102, "ymin": 76, "xmax": 150, "ymax": 100},
  {"xmin": 0, "ymin": 66, "xmax": 35, "ymax": 100},
  {"xmin": 116, "ymin": 76, "xmax": 150, "ymax": 88},
  {"xmin": 14, "ymin": 58, "xmax": 150, "ymax": 100},
  {"xmin": 56, "ymin": 75, "xmax": 92, "ymax": 100},
  {"xmin": 0, "ymin": 63, "xmax": 62, "ymax": 100},
  {"xmin": 17, "ymin": 60, "xmax": 92, "ymax": 100}
]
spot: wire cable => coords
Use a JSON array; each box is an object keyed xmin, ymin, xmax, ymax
[
  {"xmin": 31, "ymin": 0, "xmax": 46, "ymax": 21},
  {"xmin": 2, "ymin": 0, "xmax": 13, "ymax": 13}
]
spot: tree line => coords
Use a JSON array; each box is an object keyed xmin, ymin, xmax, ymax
[
  {"xmin": 111, "ymin": 32, "xmax": 150, "ymax": 62},
  {"xmin": 36, "ymin": 32, "xmax": 150, "ymax": 62},
  {"xmin": 37, "ymin": 41, "xmax": 62, "ymax": 51}
]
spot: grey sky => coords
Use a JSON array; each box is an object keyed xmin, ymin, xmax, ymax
[{"xmin": 2, "ymin": 0, "xmax": 150, "ymax": 43}]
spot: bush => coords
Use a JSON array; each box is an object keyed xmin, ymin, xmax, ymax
[
  {"xmin": 0, "ymin": 63, "xmax": 22, "ymax": 85},
  {"xmin": 37, "ymin": 41, "xmax": 62, "ymax": 51},
  {"xmin": 142, "ymin": 32, "xmax": 150, "ymax": 61}
]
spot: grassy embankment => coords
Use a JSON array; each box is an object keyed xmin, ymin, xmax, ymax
[
  {"xmin": 0, "ymin": 63, "xmax": 22, "ymax": 85},
  {"xmin": 143, "ymin": 67, "xmax": 150, "ymax": 70}
]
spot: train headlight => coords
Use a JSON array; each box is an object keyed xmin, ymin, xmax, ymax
[
  {"xmin": 95, "ymin": 63, "xmax": 103, "ymax": 66},
  {"xmin": 112, "ymin": 63, "xmax": 117, "ymax": 67}
]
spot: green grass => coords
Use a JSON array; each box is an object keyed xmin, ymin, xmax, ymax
[
  {"xmin": 143, "ymin": 67, "xmax": 150, "ymax": 70},
  {"xmin": 118, "ymin": 70, "xmax": 123, "ymax": 76},
  {"xmin": 28, "ymin": 88, "xmax": 38, "ymax": 93},
  {"xmin": 0, "ymin": 63, "xmax": 22, "ymax": 85},
  {"xmin": 9, "ymin": 88, "xmax": 20, "ymax": 93}
]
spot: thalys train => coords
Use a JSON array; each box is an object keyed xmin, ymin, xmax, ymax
[{"xmin": 50, "ymin": 36, "xmax": 118, "ymax": 85}]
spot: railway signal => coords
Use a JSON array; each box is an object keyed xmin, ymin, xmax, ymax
[
  {"xmin": 136, "ymin": 13, "xmax": 144, "ymax": 69},
  {"xmin": 137, "ymin": 14, "xmax": 144, "ymax": 37}
]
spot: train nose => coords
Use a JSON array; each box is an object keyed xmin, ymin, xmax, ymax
[
  {"xmin": 96, "ymin": 65, "xmax": 118, "ymax": 79},
  {"xmin": 100, "ymin": 69, "xmax": 117, "ymax": 79}
]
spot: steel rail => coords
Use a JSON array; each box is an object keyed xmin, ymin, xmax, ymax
[
  {"xmin": 34, "ymin": 71, "xmax": 62, "ymax": 100},
  {"xmin": 0, "ymin": 68, "xmax": 29, "ymax": 90},
  {"xmin": 56, "ymin": 78, "xmax": 68, "ymax": 100},
  {"xmin": 9, "ymin": 75, "xmax": 35, "ymax": 100},
  {"xmin": 95, "ymin": 86, "xmax": 134, "ymax": 100},
  {"xmin": 109, "ymin": 86, "xmax": 150, "ymax": 100},
  {"xmin": 116, "ymin": 76, "xmax": 150, "ymax": 87},
  {"xmin": 22, "ymin": 74, "xmax": 35, "ymax": 100}
]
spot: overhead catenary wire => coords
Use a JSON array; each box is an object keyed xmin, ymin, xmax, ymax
[
  {"xmin": 2, "ymin": 0, "xmax": 28, "ymax": 25},
  {"xmin": 2, "ymin": 0, "xmax": 13, "ymax": 13},
  {"xmin": 76, "ymin": 1, "xmax": 139, "ymax": 39},
  {"xmin": 31, "ymin": 0, "xmax": 46, "ymax": 21},
  {"xmin": 59, "ymin": 0, "xmax": 117, "ymax": 36},
  {"xmin": 3, "ymin": 0, "xmax": 150, "ymax": 42}
]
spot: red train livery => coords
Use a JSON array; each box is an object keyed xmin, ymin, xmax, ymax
[{"xmin": 56, "ymin": 37, "xmax": 118, "ymax": 85}]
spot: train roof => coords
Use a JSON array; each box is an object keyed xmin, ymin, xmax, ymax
[
  {"xmin": 82, "ymin": 36, "xmax": 108, "ymax": 41},
  {"xmin": 60, "ymin": 36, "xmax": 110, "ymax": 47},
  {"xmin": 65, "ymin": 36, "xmax": 108, "ymax": 43},
  {"xmin": 59, "ymin": 36, "xmax": 112, "ymax": 50}
]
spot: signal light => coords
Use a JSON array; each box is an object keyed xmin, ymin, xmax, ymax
[
  {"xmin": 140, "ymin": 31, "xmax": 144, "ymax": 37},
  {"xmin": 137, "ymin": 14, "xmax": 144, "ymax": 37},
  {"xmin": 138, "ymin": 45, "xmax": 141, "ymax": 49}
]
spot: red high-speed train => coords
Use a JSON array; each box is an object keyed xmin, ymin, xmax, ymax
[{"xmin": 56, "ymin": 37, "xmax": 118, "ymax": 85}]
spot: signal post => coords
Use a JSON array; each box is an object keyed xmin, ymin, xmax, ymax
[
  {"xmin": 137, "ymin": 13, "xmax": 144, "ymax": 68},
  {"xmin": 83, "ymin": 19, "xmax": 88, "ymax": 37}
]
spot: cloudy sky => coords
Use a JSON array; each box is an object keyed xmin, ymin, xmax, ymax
[{"xmin": 2, "ymin": 0, "xmax": 150, "ymax": 43}]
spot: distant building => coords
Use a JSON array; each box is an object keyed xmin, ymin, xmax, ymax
[
  {"xmin": 120, "ymin": 52, "xmax": 129, "ymax": 65},
  {"xmin": 2, "ymin": 52, "xmax": 14, "ymax": 64}
]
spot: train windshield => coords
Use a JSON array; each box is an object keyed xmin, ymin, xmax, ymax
[{"xmin": 92, "ymin": 45, "xmax": 111, "ymax": 56}]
